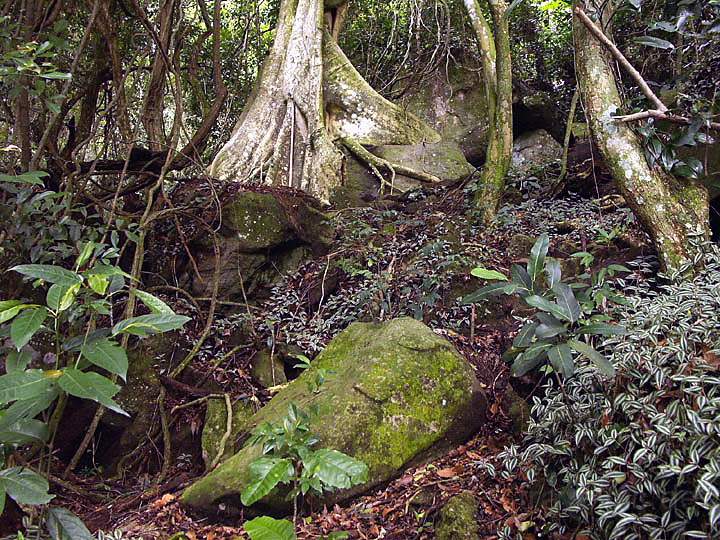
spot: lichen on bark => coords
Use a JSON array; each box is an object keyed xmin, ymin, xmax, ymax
[{"xmin": 573, "ymin": 0, "xmax": 709, "ymax": 272}]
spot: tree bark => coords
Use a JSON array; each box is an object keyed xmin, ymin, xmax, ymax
[
  {"xmin": 209, "ymin": 0, "xmax": 440, "ymax": 202},
  {"xmin": 463, "ymin": 0, "xmax": 513, "ymax": 223},
  {"xmin": 573, "ymin": 0, "xmax": 708, "ymax": 272}
]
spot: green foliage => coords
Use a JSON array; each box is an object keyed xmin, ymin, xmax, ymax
[
  {"xmin": 0, "ymin": 251, "xmax": 189, "ymax": 534},
  {"xmin": 242, "ymin": 403, "xmax": 368, "ymax": 507},
  {"xmin": 463, "ymin": 234, "xmax": 625, "ymax": 378},
  {"xmin": 500, "ymin": 245, "xmax": 720, "ymax": 539},
  {"xmin": 244, "ymin": 516, "xmax": 296, "ymax": 540}
]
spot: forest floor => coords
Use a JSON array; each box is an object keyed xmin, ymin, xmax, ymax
[{"xmin": 46, "ymin": 167, "xmax": 649, "ymax": 539}]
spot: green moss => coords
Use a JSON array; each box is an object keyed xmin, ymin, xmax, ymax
[
  {"xmin": 222, "ymin": 192, "xmax": 290, "ymax": 251},
  {"xmin": 250, "ymin": 350, "xmax": 287, "ymax": 388},
  {"xmin": 202, "ymin": 397, "xmax": 257, "ymax": 469},
  {"xmin": 435, "ymin": 491, "xmax": 480, "ymax": 540},
  {"xmin": 181, "ymin": 318, "xmax": 485, "ymax": 512}
]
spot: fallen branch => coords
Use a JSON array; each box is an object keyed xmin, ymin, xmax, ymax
[
  {"xmin": 613, "ymin": 109, "xmax": 720, "ymax": 131},
  {"xmin": 573, "ymin": 6, "xmax": 667, "ymax": 113}
]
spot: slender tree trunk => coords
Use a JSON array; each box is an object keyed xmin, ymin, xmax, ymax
[
  {"xmin": 463, "ymin": 0, "xmax": 513, "ymax": 223},
  {"xmin": 141, "ymin": 0, "xmax": 178, "ymax": 151},
  {"xmin": 209, "ymin": 0, "xmax": 440, "ymax": 202},
  {"xmin": 573, "ymin": 0, "xmax": 708, "ymax": 272}
]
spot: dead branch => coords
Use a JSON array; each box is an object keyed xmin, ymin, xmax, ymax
[
  {"xmin": 613, "ymin": 109, "xmax": 720, "ymax": 131},
  {"xmin": 573, "ymin": 6, "xmax": 668, "ymax": 113}
]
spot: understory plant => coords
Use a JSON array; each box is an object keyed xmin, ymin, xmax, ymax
[
  {"xmin": 499, "ymin": 244, "xmax": 720, "ymax": 539},
  {"xmin": 0, "ymin": 245, "xmax": 189, "ymax": 535},
  {"xmin": 463, "ymin": 233, "xmax": 625, "ymax": 378},
  {"xmin": 241, "ymin": 403, "xmax": 367, "ymax": 540}
]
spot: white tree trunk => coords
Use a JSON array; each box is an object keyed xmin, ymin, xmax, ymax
[{"xmin": 209, "ymin": 0, "xmax": 440, "ymax": 202}]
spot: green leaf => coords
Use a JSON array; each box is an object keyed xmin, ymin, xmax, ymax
[
  {"xmin": 304, "ymin": 449, "xmax": 368, "ymax": 490},
  {"xmin": 0, "ymin": 418, "xmax": 48, "ymax": 444},
  {"xmin": 545, "ymin": 258, "xmax": 562, "ymax": 288},
  {"xmin": 57, "ymin": 369, "xmax": 127, "ymax": 416},
  {"xmin": 40, "ymin": 71, "xmax": 71, "ymax": 80},
  {"xmin": 0, "ymin": 467, "xmax": 53, "ymax": 505},
  {"xmin": 512, "ymin": 346, "xmax": 549, "ymax": 377},
  {"xmin": 244, "ymin": 516, "xmax": 296, "ymax": 540},
  {"xmin": 11, "ymin": 264, "xmax": 82, "ymax": 286},
  {"xmin": 634, "ymin": 36, "xmax": 675, "ymax": 49},
  {"xmin": 0, "ymin": 171, "xmax": 48, "ymax": 185},
  {"xmin": 46, "ymin": 283, "xmax": 79, "ymax": 312},
  {"xmin": 525, "ymin": 295, "xmax": 571, "ymax": 322},
  {"xmin": 0, "ymin": 388, "xmax": 59, "ymax": 431},
  {"xmin": 535, "ymin": 311, "xmax": 567, "ymax": 338},
  {"xmin": 527, "ymin": 233, "xmax": 549, "ymax": 287},
  {"xmin": 134, "ymin": 290, "xmax": 175, "ymax": 315},
  {"xmin": 551, "ymin": 283, "xmax": 581, "ymax": 323},
  {"xmin": 87, "ymin": 273, "xmax": 109, "ymax": 295},
  {"xmin": 0, "ymin": 483, "xmax": 5, "ymax": 516},
  {"xmin": 0, "ymin": 370, "xmax": 55, "ymax": 405},
  {"xmin": 11, "ymin": 307, "xmax": 48, "ymax": 350},
  {"xmin": 111, "ymin": 313, "xmax": 190, "ymax": 337},
  {"xmin": 241, "ymin": 457, "xmax": 294, "ymax": 506},
  {"xmin": 80, "ymin": 338, "xmax": 128, "ymax": 381},
  {"xmin": 0, "ymin": 302, "xmax": 34, "ymax": 324},
  {"xmin": 5, "ymin": 351, "xmax": 32, "ymax": 373},
  {"xmin": 462, "ymin": 282, "xmax": 515, "ymax": 304},
  {"xmin": 568, "ymin": 340, "xmax": 615, "ymax": 377},
  {"xmin": 511, "ymin": 264, "xmax": 533, "ymax": 291},
  {"xmin": 46, "ymin": 507, "xmax": 94, "ymax": 540},
  {"xmin": 513, "ymin": 322, "xmax": 538, "ymax": 348},
  {"xmin": 75, "ymin": 242, "xmax": 95, "ymax": 269},
  {"xmin": 470, "ymin": 267, "xmax": 508, "ymax": 281},
  {"xmin": 548, "ymin": 343, "xmax": 575, "ymax": 378},
  {"xmin": 576, "ymin": 323, "xmax": 627, "ymax": 336}
]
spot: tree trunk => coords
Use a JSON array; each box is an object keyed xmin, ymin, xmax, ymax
[
  {"xmin": 209, "ymin": 0, "xmax": 440, "ymax": 202},
  {"xmin": 463, "ymin": 0, "xmax": 513, "ymax": 223},
  {"xmin": 573, "ymin": 0, "xmax": 708, "ymax": 272}
]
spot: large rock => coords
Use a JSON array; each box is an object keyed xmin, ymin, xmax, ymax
[
  {"xmin": 189, "ymin": 189, "xmax": 334, "ymax": 299},
  {"xmin": 181, "ymin": 317, "xmax": 486, "ymax": 512},
  {"xmin": 403, "ymin": 63, "xmax": 489, "ymax": 164},
  {"xmin": 511, "ymin": 129, "xmax": 562, "ymax": 174}
]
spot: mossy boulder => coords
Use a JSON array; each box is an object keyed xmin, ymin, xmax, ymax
[
  {"xmin": 202, "ymin": 397, "xmax": 257, "ymax": 470},
  {"xmin": 402, "ymin": 62, "xmax": 489, "ymax": 163},
  {"xmin": 435, "ymin": 491, "xmax": 480, "ymax": 540},
  {"xmin": 181, "ymin": 317, "xmax": 486, "ymax": 513},
  {"xmin": 189, "ymin": 189, "xmax": 334, "ymax": 300}
]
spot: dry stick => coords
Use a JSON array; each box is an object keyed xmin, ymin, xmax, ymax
[
  {"xmin": 573, "ymin": 6, "xmax": 668, "ymax": 113},
  {"xmin": 558, "ymin": 88, "xmax": 580, "ymax": 184},
  {"xmin": 613, "ymin": 109, "xmax": 720, "ymax": 131},
  {"xmin": 30, "ymin": 0, "xmax": 101, "ymax": 169}
]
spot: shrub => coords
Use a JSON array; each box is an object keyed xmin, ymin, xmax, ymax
[{"xmin": 500, "ymin": 245, "xmax": 720, "ymax": 539}]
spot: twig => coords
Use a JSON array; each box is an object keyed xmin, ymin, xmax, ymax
[
  {"xmin": 573, "ymin": 6, "xmax": 667, "ymax": 113},
  {"xmin": 612, "ymin": 109, "xmax": 720, "ymax": 131}
]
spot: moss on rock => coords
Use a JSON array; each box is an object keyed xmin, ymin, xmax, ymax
[
  {"xmin": 435, "ymin": 491, "xmax": 480, "ymax": 540},
  {"xmin": 181, "ymin": 317, "xmax": 486, "ymax": 513},
  {"xmin": 202, "ymin": 397, "xmax": 257, "ymax": 470}
]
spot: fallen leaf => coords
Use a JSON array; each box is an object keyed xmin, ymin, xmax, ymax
[{"xmin": 436, "ymin": 467, "xmax": 458, "ymax": 478}]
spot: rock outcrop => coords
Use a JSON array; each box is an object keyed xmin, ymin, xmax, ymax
[{"xmin": 189, "ymin": 189, "xmax": 334, "ymax": 300}]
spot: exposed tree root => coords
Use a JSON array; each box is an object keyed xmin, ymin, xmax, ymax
[{"xmin": 342, "ymin": 137, "xmax": 441, "ymax": 194}]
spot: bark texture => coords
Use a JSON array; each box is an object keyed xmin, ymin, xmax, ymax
[
  {"xmin": 209, "ymin": 0, "xmax": 440, "ymax": 202},
  {"xmin": 463, "ymin": 0, "xmax": 513, "ymax": 223},
  {"xmin": 573, "ymin": 0, "xmax": 708, "ymax": 272}
]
